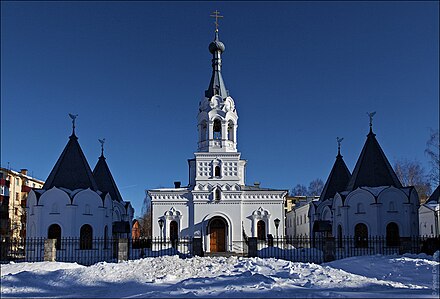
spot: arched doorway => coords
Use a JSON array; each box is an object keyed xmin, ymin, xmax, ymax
[
  {"xmin": 386, "ymin": 222, "xmax": 400, "ymax": 247},
  {"xmin": 48, "ymin": 224, "xmax": 61, "ymax": 250},
  {"xmin": 209, "ymin": 217, "xmax": 227, "ymax": 252},
  {"xmin": 337, "ymin": 225, "xmax": 343, "ymax": 248},
  {"xmin": 354, "ymin": 223, "xmax": 368, "ymax": 248},
  {"xmin": 257, "ymin": 220, "xmax": 266, "ymax": 240},
  {"xmin": 80, "ymin": 224, "xmax": 93, "ymax": 250},
  {"xmin": 170, "ymin": 221, "xmax": 178, "ymax": 248}
]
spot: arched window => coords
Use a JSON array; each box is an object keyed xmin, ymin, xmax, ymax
[
  {"xmin": 213, "ymin": 119, "xmax": 222, "ymax": 140},
  {"xmin": 48, "ymin": 224, "xmax": 61, "ymax": 250},
  {"xmin": 85, "ymin": 204, "xmax": 91, "ymax": 215},
  {"xmin": 257, "ymin": 220, "xmax": 266, "ymax": 240},
  {"xmin": 354, "ymin": 223, "xmax": 368, "ymax": 248},
  {"xmin": 215, "ymin": 166, "xmax": 221, "ymax": 177},
  {"xmin": 104, "ymin": 225, "xmax": 108, "ymax": 249},
  {"xmin": 200, "ymin": 121, "xmax": 208, "ymax": 142},
  {"xmin": 227, "ymin": 121, "xmax": 234, "ymax": 141},
  {"xmin": 388, "ymin": 201, "xmax": 395, "ymax": 211},
  {"xmin": 80, "ymin": 224, "xmax": 93, "ymax": 250},
  {"xmin": 337, "ymin": 225, "xmax": 343, "ymax": 248},
  {"xmin": 51, "ymin": 203, "xmax": 59, "ymax": 214},
  {"xmin": 215, "ymin": 188, "xmax": 221, "ymax": 201},
  {"xmin": 170, "ymin": 221, "xmax": 178, "ymax": 248},
  {"xmin": 357, "ymin": 203, "xmax": 365, "ymax": 213},
  {"xmin": 386, "ymin": 222, "xmax": 400, "ymax": 246}
]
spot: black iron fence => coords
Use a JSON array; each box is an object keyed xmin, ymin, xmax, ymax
[
  {"xmin": 254, "ymin": 236, "xmax": 439, "ymax": 263},
  {"xmin": 1, "ymin": 236, "xmax": 437, "ymax": 266}
]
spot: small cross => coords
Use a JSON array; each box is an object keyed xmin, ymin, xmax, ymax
[
  {"xmin": 99, "ymin": 138, "xmax": 106, "ymax": 156},
  {"xmin": 367, "ymin": 111, "xmax": 376, "ymax": 131},
  {"xmin": 210, "ymin": 10, "xmax": 223, "ymax": 32},
  {"xmin": 336, "ymin": 137, "xmax": 344, "ymax": 155}
]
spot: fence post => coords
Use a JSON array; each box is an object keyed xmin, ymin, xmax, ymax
[
  {"xmin": 192, "ymin": 237, "xmax": 203, "ymax": 257},
  {"xmin": 248, "ymin": 237, "xmax": 257, "ymax": 257},
  {"xmin": 399, "ymin": 237, "xmax": 412, "ymax": 254},
  {"xmin": 323, "ymin": 237, "xmax": 336, "ymax": 262},
  {"xmin": 44, "ymin": 239, "xmax": 56, "ymax": 262},
  {"xmin": 118, "ymin": 238, "xmax": 129, "ymax": 262}
]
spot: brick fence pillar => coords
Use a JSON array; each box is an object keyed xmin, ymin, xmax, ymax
[
  {"xmin": 192, "ymin": 237, "xmax": 203, "ymax": 257},
  {"xmin": 323, "ymin": 237, "xmax": 336, "ymax": 262},
  {"xmin": 44, "ymin": 239, "xmax": 56, "ymax": 262},
  {"xmin": 118, "ymin": 238, "xmax": 129, "ymax": 262},
  {"xmin": 248, "ymin": 237, "xmax": 258, "ymax": 258}
]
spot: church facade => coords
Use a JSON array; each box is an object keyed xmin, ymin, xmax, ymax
[
  {"xmin": 148, "ymin": 29, "xmax": 287, "ymax": 253},
  {"xmin": 307, "ymin": 122, "xmax": 420, "ymax": 246},
  {"xmin": 26, "ymin": 123, "xmax": 134, "ymax": 242}
]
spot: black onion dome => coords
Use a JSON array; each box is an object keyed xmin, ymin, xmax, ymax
[{"xmin": 209, "ymin": 39, "xmax": 225, "ymax": 54}]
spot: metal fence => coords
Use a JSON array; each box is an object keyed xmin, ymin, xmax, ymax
[
  {"xmin": 255, "ymin": 236, "xmax": 438, "ymax": 263},
  {"xmin": 1, "ymin": 236, "xmax": 438, "ymax": 266}
]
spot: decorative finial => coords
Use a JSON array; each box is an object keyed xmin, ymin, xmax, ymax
[
  {"xmin": 98, "ymin": 138, "xmax": 106, "ymax": 157},
  {"xmin": 210, "ymin": 10, "xmax": 223, "ymax": 33},
  {"xmin": 336, "ymin": 137, "xmax": 344, "ymax": 156},
  {"xmin": 367, "ymin": 111, "xmax": 376, "ymax": 133},
  {"xmin": 68, "ymin": 113, "xmax": 78, "ymax": 135}
]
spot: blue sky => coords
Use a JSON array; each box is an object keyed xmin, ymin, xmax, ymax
[{"xmin": 1, "ymin": 1, "xmax": 438, "ymax": 217}]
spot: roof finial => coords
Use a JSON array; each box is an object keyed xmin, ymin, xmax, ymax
[
  {"xmin": 68, "ymin": 113, "xmax": 78, "ymax": 136},
  {"xmin": 98, "ymin": 138, "xmax": 106, "ymax": 157},
  {"xmin": 367, "ymin": 111, "xmax": 376, "ymax": 133},
  {"xmin": 336, "ymin": 137, "xmax": 344, "ymax": 156},
  {"xmin": 210, "ymin": 10, "xmax": 223, "ymax": 34}
]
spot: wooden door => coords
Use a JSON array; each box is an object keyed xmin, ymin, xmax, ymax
[{"xmin": 210, "ymin": 219, "xmax": 226, "ymax": 252}]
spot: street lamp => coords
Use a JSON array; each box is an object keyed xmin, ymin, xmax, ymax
[
  {"xmin": 158, "ymin": 219, "xmax": 164, "ymax": 252},
  {"xmin": 274, "ymin": 218, "xmax": 280, "ymax": 238}
]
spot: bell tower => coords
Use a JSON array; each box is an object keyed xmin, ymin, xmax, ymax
[{"xmin": 189, "ymin": 13, "xmax": 246, "ymax": 188}]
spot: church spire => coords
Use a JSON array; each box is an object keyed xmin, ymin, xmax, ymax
[{"xmin": 205, "ymin": 11, "xmax": 228, "ymax": 99}]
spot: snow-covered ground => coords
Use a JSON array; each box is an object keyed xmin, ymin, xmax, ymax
[{"xmin": 1, "ymin": 253, "xmax": 438, "ymax": 298}]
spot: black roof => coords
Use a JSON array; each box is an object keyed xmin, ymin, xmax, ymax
[
  {"xmin": 43, "ymin": 134, "xmax": 98, "ymax": 191},
  {"xmin": 93, "ymin": 154, "xmax": 123, "ymax": 202},
  {"xmin": 320, "ymin": 152, "xmax": 351, "ymax": 201},
  {"xmin": 427, "ymin": 185, "xmax": 439, "ymax": 203},
  {"xmin": 346, "ymin": 130, "xmax": 402, "ymax": 191}
]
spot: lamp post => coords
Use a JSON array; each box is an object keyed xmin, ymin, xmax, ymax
[
  {"xmin": 158, "ymin": 219, "xmax": 164, "ymax": 251},
  {"xmin": 274, "ymin": 218, "xmax": 280, "ymax": 246}
]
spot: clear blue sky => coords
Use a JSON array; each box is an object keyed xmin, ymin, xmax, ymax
[{"xmin": 1, "ymin": 1, "xmax": 438, "ymax": 217}]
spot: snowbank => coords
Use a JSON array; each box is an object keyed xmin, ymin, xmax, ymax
[{"xmin": 1, "ymin": 254, "xmax": 438, "ymax": 298}]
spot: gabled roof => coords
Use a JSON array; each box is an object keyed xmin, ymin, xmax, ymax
[
  {"xmin": 320, "ymin": 152, "xmax": 351, "ymax": 201},
  {"xmin": 93, "ymin": 154, "xmax": 123, "ymax": 202},
  {"xmin": 427, "ymin": 185, "xmax": 439, "ymax": 204},
  {"xmin": 43, "ymin": 134, "xmax": 98, "ymax": 191},
  {"xmin": 346, "ymin": 130, "xmax": 402, "ymax": 191}
]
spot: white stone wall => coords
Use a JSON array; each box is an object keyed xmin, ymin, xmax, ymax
[{"xmin": 419, "ymin": 203, "xmax": 440, "ymax": 237}]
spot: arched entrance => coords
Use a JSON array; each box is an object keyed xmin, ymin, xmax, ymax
[
  {"xmin": 209, "ymin": 217, "xmax": 227, "ymax": 252},
  {"xmin": 386, "ymin": 222, "xmax": 400, "ymax": 247},
  {"xmin": 170, "ymin": 221, "xmax": 178, "ymax": 248},
  {"xmin": 80, "ymin": 224, "xmax": 93, "ymax": 250},
  {"xmin": 48, "ymin": 224, "xmax": 61, "ymax": 250},
  {"xmin": 257, "ymin": 220, "xmax": 266, "ymax": 240},
  {"xmin": 354, "ymin": 223, "xmax": 368, "ymax": 248}
]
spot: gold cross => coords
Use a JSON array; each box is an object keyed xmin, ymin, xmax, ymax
[{"xmin": 210, "ymin": 10, "xmax": 223, "ymax": 32}]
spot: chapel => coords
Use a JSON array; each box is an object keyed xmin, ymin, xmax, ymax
[{"xmin": 148, "ymin": 26, "xmax": 287, "ymax": 253}]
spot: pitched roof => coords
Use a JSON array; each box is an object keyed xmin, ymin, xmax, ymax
[
  {"xmin": 320, "ymin": 152, "xmax": 352, "ymax": 201},
  {"xmin": 43, "ymin": 134, "xmax": 98, "ymax": 191},
  {"xmin": 346, "ymin": 130, "xmax": 402, "ymax": 191},
  {"xmin": 93, "ymin": 154, "xmax": 123, "ymax": 202},
  {"xmin": 427, "ymin": 185, "xmax": 439, "ymax": 203}
]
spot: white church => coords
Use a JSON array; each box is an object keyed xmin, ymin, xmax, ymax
[
  {"xmin": 26, "ymin": 120, "xmax": 134, "ymax": 245},
  {"xmin": 148, "ymin": 28, "xmax": 287, "ymax": 253}
]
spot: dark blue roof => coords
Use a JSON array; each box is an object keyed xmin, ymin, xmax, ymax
[
  {"xmin": 320, "ymin": 152, "xmax": 351, "ymax": 201},
  {"xmin": 93, "ymin": 154, "xmax": 123, "ymax": 202},
  {"xmin": 43, "ymin": 134, "xmax": 98, "ymax": 191}
]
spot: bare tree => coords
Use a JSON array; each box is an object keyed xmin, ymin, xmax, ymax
[
  {"xmin": 394, "ymin": 158, "xmax": 431, "ymax": 203},
  {"xmin": 291, "ymin": 184, "xmax": 307, "ymax": 196},
  {"xmin": 307, "ymin": 178, "xmax": 324, "ymax": 196},
  {"xmin": 425, "ymin": 129, "xmax": 439, "ymax": 187},
  {"xmin": 137, "ymin": 194, "xmax": 152, "ymax": 237}
]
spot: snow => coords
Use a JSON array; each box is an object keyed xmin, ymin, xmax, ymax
[{"xmin": 1, "ymin": 254, "xmax": 438, "ymax": 298}]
